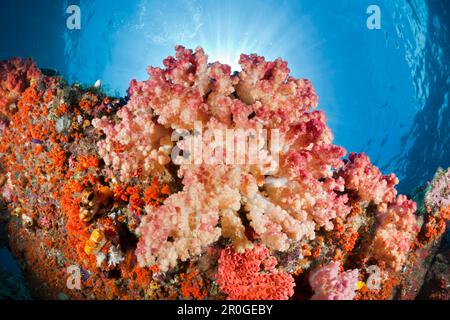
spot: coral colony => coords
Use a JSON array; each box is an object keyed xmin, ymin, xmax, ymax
[{"xmin": 0, "ymin": 46, "xmax": 448, "ymax": 300}]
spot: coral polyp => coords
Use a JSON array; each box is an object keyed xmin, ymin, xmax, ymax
[{"xmin": 0, "ymin": 47, "xmax": 448, "ymax": 300}]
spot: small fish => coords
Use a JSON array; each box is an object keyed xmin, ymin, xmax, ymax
[
  {"xmin": 357, "ymin": 281, "xmax": 365, "ymax": 290},
  {"xmin": 40, "ymin": 68, "xmax": 59, "ymax": 77},
  {"xmin": 94, "ymin": 80, "xmax": 102, "ymax": 89},
  {"xmin": 80, "ymin": 268, "xmax": 90, "ymax": 282},
  {"xmin": 32, "ymin": 138, "xmax": 43, "ymax": 144},
  {"xmin": 380, "ymin": 135, "xmax": 388, "ymax": 147},
  {"xmin": 379, "ymin": 102, "xmax": 389, "ymax": 109}
]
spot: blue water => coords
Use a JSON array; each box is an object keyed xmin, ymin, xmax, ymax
[
  {"xmin": 0, "ymin": 0, "xmax": 449, "ymax": 194},
  {"xmin": 0, "ymin": 247, "xmax": 21, "ymax": 275}
]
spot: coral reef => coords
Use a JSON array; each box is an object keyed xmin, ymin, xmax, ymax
[
  {"xmin": 308, "ymin": 261, "xmax": 358, "ymax": 300},
  {"xmin": 0, "ymin": 58, "xmax": 41, "ymax": 118},
  {"xmin": 0, "ymin": 46, "xmax": 448, "ymax": 300},
  {"xmin": 216, "ymin": 245, "xmax": 295, "ymax": 300}
]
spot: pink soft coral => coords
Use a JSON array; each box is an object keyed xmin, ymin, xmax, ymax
[
  {"xmin": 136, "ymin": 183, "xmax": 221, "ymax": 271},
  {"xmin": 372, "ymin": 195, "xmax": 418, "ymax": 271},
  {"xmin": 236, "ymin": 54, "xmax": 318, "ymax": 129},
  {"xmin": 92, "ymin": 99, "xmax": 171, "ymax": 181},
  {"xmin": 309, "ymin": 261, "xmax": 359, "ymax": 300},
  {"xmin": 341, "ymin": 152, "xmax": 398, "ymax": 208},
  {"xmin": 216, "ymin": 245, "xmax": 295, "ymax": 300}
]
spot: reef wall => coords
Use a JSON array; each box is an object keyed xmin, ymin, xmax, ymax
[{"xmin": 0, "ymin": 47, "xmax": 448, "ymax": 300}]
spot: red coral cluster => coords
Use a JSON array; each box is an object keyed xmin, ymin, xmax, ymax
[{"xmin": 216, "ymin": 245, "xmax": 295, "ymax": 300}]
